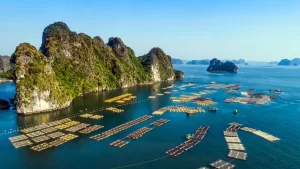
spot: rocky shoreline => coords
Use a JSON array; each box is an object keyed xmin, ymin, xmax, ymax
[{"xmin": 0, "ymin": 78, "xmax": 13, "ymax": 83}]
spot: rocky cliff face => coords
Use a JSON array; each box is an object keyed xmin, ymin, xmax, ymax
[
  {"xmin": 12, "ymin": 22, "xmax": 182, "ymax": 114},
  {"xmin": 11, "ymin": 43, "xmax": 71, "ymax": 114},
  {"xmin": 0, "ymin": 55, "xmax": 11, "ymax": 73},
  {"xmin": 207, "ymin": 58, "xmax": 238, "ymax": 73},
  {"xmin": 138, "ymin": 48, "xmax": 175, "ymax": 82},
  {"xmin": 174, "ymin": 70, "xmax": 184, "ymax": 80}
]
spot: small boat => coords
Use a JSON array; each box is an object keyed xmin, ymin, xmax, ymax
[
  {"xmin": 186, "ymin": 134, "xmax": 192, "ymax": 140},
  {"xmin": 233, "ymin": 109, "xmax": 238, "ymax": 115},
  {"xmin": 208, "ymin": 107, "xmax": 217, "ymax": 112},
  {"xmin": 153, "ymin": 88, "xmax": 158, "ymax": 91},
  {"xmin": 269, "ymin": 89, "xmax": 282, "ymax": 94}
]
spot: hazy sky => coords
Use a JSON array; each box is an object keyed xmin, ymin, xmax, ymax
[{"xmin": 1, "ymin": 0, "xmax": 300, "ymax": 61}]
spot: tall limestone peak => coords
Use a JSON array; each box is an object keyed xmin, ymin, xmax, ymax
[
  {"xmin": 139, "ymin": 47, "xmax": 175, "ymax": 82},
  {"xmin": 11, "ymin": 43, "xmax": 70, "ymax": 114}
]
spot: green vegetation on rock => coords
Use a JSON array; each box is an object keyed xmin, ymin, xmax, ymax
[{"xmin": 12, "ymin": 22, "xmax": 184, "ymax": 114}]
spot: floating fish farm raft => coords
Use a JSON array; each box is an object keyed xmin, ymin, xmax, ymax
[
  {"xmin": 47, "ymin": 132, "xmax": 65, "ymax": 139},
  {"xmin": 65, "ymin": 123, "xmax": 90, "ymax": 132},
  {"xmin": 168, "ymin": 106, "xmax": 205, "ymax": 114},
  {"xmin": 8, "ymin": 118, "xmax": 90, "ymax": 151},
  {"xmin": 105, "ymin": 107, "xmax": 124, "ymax": 113},
  {"xmin": 90, "ymin": 115, "xmax": 153, "ymax": 141},
  {"xmin": 193, "ymin": 98, "xmax": 217, "ymax": 106},
  {"xmin": 104, "ymin": 93, "xmax": 132, "ymax": 103},
  {"xmin": 156, "ymin": 93, "xmax": 164, "ymax": 96},
  {"xmin": 148, "ymin": 96, "xmax": 156, "ymax": 99},
  {"xmin": 224, "ymin": 123, "xmax": 247, "ymax": 160},
  {"xmin": 210, "ymin": 159, "xmax": 235, "ymax": 169},
  {"xmin": 165, "ymin": 126, "xmax": 209, "ymax": 157},
  {"xmin": 225, "ymin": 93, "xmax": 271, "ymax": 105},
  {"xmin": 126, "ymin": 127, "xmax": 153, "ymax": 140},
  {"xmin": 152, "ymin": 108, "xmax": 169, "ymax": 115},
  {"xmin": 240, "ymin": 127, "xmax": 280, "ymax": 142},
  {"xmin": 110, "ymin": 118, "xmax": 170, "ymax": 148},
  {"xmin": 110, "ymin": 140, "xmax": 129, "ymax": 148},
  {"xmin": 150, "ymin": 119, "xmax": 170, "ymax": 127},
  {"xmin": 79, "ymin": 113, "xmax": 104, "ymax": 120},
  {"xmin": 78, "ymin": 125, "xmax": 104, "ymax": 134}
]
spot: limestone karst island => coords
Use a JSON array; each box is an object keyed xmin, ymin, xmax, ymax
[
  {"xmin": 1, "ymin": 1, "xmax": 299, "ymax": 169},
  {"xmin": 11, "ymin": 22, "xmax": 183, "ymax": 114}
]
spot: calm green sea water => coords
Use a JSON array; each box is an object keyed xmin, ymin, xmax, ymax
[{"xmin": 0, "ymin": 65, "xmax": 300, "ymax": 169}]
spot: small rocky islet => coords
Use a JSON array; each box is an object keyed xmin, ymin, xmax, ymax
[
  {"xmin": 206, "ymin": 58, "xmax": 238, "ymax": 73},
  {"xmin": 10, "ymin": 22, "xmax": 184, "ymax": 115}
]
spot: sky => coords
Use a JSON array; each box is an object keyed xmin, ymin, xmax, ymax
[{"xmin": 0, "ymin": 0, "xmax": 300, "ymax": 61}]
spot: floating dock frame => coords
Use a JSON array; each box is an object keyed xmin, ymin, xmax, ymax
[
  {"xmin": 228, "ymin": 150, "xmax": 247, "ymax": 160},
  {"xmin": 210, "ymin": 159, "xmax": 235, "ymax": 169}
]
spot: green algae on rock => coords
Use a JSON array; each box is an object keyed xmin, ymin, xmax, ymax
[{"xmin": 12, "ymin": 22, "xmax": 184, "ymax": 114}]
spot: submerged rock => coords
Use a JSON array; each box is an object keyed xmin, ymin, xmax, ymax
[
  {"xmin": 0, "ymin": 99, "xmax": 10, "ymax": 109},
  {"xmin": 207, "ymin": 58, "xmax": 238, "ymax": 73}
]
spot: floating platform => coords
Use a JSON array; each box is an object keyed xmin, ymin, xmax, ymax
[
  {"xmin": 60, "ymin": 134, "xmax": 78, "ymax": 141},
  {"xmin": 47, "ymin": 132, "xmax": 66, "ymax": 139},
  {"xmin": 41, "ymin": 127, "xmax": 57, "ymax": 134},
  {"xmin": 156, "ymin": 93, "xmax": 164, "ymax": 96},
  {"xmin": 228, "ymin": 143, "xmax": 245, "ymax": 151},
  {"xmin": 164, "ymin": 91, "xmax": 171, "ymax": 94},
  {"xmin": 104, "ymin": 93, "xmax": 132, "ymax": 103},
  {"xmin": 79, "ymin": 113, "xmax": 93, "ymax": 118},
  {"xmin": 152, "ymin": 108, "xmax": 168, "ymax": 115},
  {"xmin": 79, "ymin": 125, "xmax": 104, "ymax": 134},
  {"xmin": 166, "ymin": 126, "xmax": 209, "ymax": 157},
  {"xmin": 110, "ymin": 140, "xmax": 129, "ymax": 148},
  {"xmin": 31, "ymin": 143, "xmax": 52, "ymax": 152},
  {"xmin": 19, "ymin": 118, "xmax": 71, "ymax": 134},
  {"xmin": 26, "ymin": 131, "xmax": 44, "ymax": 138},
  {"xmin": 240, "ymin": 127, "xmax": 280, "ymax": 142},
  {"xmin": 32, "ymin": 135, "xmax": 50, "ymax": 143},
  {"xmin": 223, "ymin": 131, "xmax": 238, "ymax": 137},
  {"xmin": 148, "ymin": 96, "xmax": 156, "ymax": 99},
  {"xmin": 9, "ymin": 135, "xmax": 28, "ymax": 143},
  {"xmin": 224, "ymin": 136, "xmax": 241, "ymax": 143},
  {"xmin": 12, "ymin": 140, "xmax": 33, "ymax": 148},
  {"xmin": 65, "ymin": 123, "xmax": 90, "ymax": 132},
  {"xmin": 55, "ymin": 121, "xmax": 80, "ymax": 130},
  {"xmin": 228, "ymin": 150, "xmax": 247, "ymax": 160},
  {"xmin": 150, "ymin": 119, "xmax": 170, "ymax": 127},
  {"xmin": 90, "ymin": 115, "xmax": 103, "ymax": 120},
  {"xmin": 126, "ymin": 127, "xmax": 152, "ymax": 140},
  {"xmin": 210, "ymin": 159, "xmax": 235, "ymax": 169},
  {"xmin": 90, "ymin": 115, "xmax": 153, "ymax": 141},
  {"xmin": 105, "ymin": 107, "xmax": 124, "ymax": 113},
  {"xmin": 49, "ymin": 138, "xmax": 67, "ymax": 147}
]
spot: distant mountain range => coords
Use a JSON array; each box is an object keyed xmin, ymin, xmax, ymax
[
  {"xmin": 278, "ymin": 58, "xmax": 300, "ymax": 66},
  {"xmin": 186, "ymin": 60, "xmax": 209, "ymax": 65},
  {"xmin": 171, "ymin": 58, "xmax": 184, "ymax": 64},
  {"xmin": 172, "ymin": 58, "xmax": 247, "ymax": 65}
]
